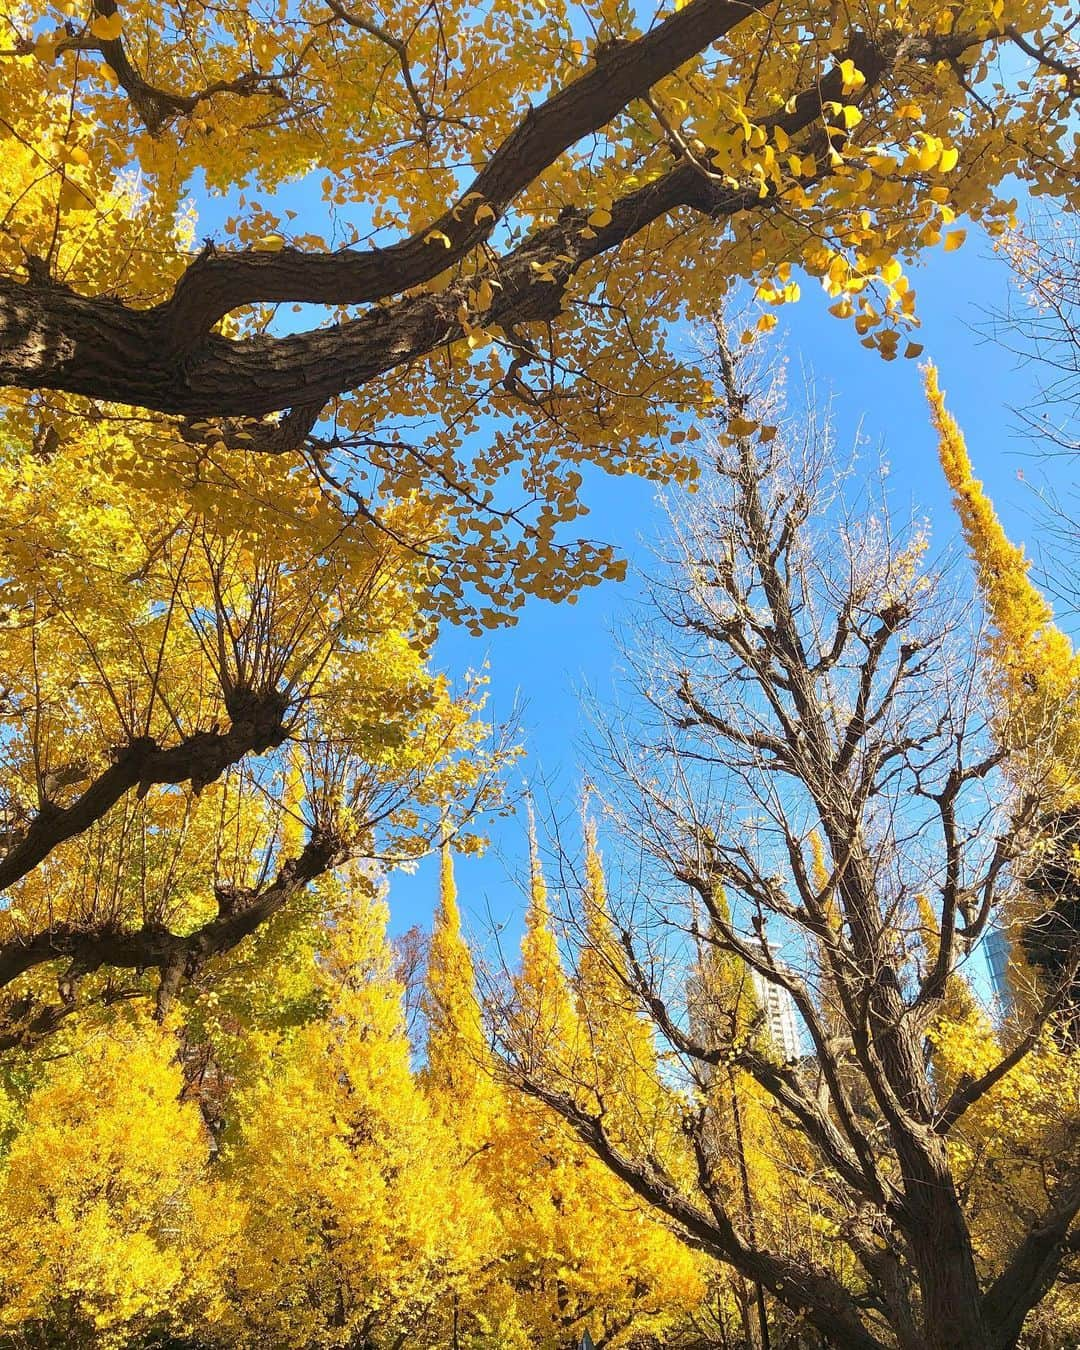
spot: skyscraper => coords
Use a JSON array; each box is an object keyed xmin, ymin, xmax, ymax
[
  {"xmin": 750, "ymin": 965, "xmax": 802, "ymax": 1062},
  {"xmin": 984, "ymin": 927, "xmax": 1013, "ymax": 1014}
]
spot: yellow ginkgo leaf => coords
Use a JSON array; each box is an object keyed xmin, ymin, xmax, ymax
[
  {"xmin": 839, "ymin": 59, "xmax": 866, "ymax": 91},
  {"xmin": 727, "ymin": 416, "xmax": 758, "ymax": 438},
  {"xmin": 587, "ymin": 207, "xmax": 612, "ymax": 228},
  {"xmin": 252, "ymin": 234, "xmax": 286, "ymax": 252},
  {"xmin": 943, "ymin": 229, "xmax": 967, "ymax": 252},
  {"xmin": 90, "ymin": 12, "xmax": 124, "ymax": 41},
  {"xmin": 58, "ymin": 178, "xmax": 93, "ymax": 211}
]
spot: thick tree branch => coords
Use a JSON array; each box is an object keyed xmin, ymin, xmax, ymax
[
  {"xmin": 0, "ymin": 24, "xmax": 977, "ymax": 421},
  {"xmin": 512, "ymin": 1075, "xmax": 888, "ymax": 1350},
  {"xmin": 935, "ymin": 947, "xmax": 1080, "ymax": 1134},
  {"xmin": 0, "ymin": 828, "xmax": 347, "ymax": 1035},
  {"xmin": 0, "ymin": 158, "xmax": 764, "ymax": 416},
  {"xmin": 0, "ymin": 687, "xmax": 289, "ymax": 896},
  {"xmin": 152, "ymin": 0, "xmax": 781, "ymax": 339},
  {"xmin": 982, "ymin": 1178, "xmax": 1080, "ymax": 1350}
]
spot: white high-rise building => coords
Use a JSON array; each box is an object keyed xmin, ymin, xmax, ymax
[{"xmin": 750, "ymin": 965, "xmax": 802, "ymax": 1062}]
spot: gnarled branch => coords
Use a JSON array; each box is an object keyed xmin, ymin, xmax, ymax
[{"xmin": 0, "ymin": 687, "xmax": 289, "ymax": 895}]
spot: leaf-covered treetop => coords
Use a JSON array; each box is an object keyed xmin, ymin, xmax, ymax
[{"xmin": 0, "ymin": 0, "xmax": 1077, "ymax": 619}]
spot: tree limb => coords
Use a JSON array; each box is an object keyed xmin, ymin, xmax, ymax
[
  {"xmin": 0, "ymin": 687, "xmax": 289, "ymax": 895},
  {"xmin": 0, "ymin": 828, "xmax": 347, "ymax": 1037},
  {"xmin": 0, "ymin": 23, "xmax": 974, "ymax": 420}
]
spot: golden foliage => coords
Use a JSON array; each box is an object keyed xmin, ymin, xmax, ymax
[{"xmin": 926, "ymin": 363, "xmax": 1080, "ymax": 803}]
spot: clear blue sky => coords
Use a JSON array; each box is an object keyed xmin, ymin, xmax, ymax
[{"xmin": 388, "ymin": 224, "xmax": 1078, "ymax": 948}]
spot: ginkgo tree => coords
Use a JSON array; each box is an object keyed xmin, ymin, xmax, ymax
[
  {"xmin": 0, "ymin": 1011, "xmax": 232, "ymax": 1346},
  {"xmin": 1, "ymin": 0, "xmax": 1077, "ymax": 585},
  {"xmin": 0, "ymin": 0, "xmax": 1076, "ymax": 1036},
  {"xmin": 0, "ymin": 419, "xmax": 511, "ymax": 1046},
  {"xmin": 427, "ymin": 826, "xmax": 705, "ymax": 1349}
]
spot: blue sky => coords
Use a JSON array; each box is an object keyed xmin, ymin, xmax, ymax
[{"xmin": 388, "ymin": 223, "xmax": 1079, "ymax": 948}]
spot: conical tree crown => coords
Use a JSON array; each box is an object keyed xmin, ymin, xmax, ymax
[
  {"xmin": 223, "ymin": 880, "xmax": 495, "ymax": 1349},
  {"xmin": 575, "ymin": 820, "xmax": 668, "ymax": 1148},
  {"xmin": 926, "ymin": 365, "xmax": 1079, "ymax": 1009},
  {"xmin": 422, "ymin": 839, "xmax": 491, "ymax": 1116},
  {"xmin": 926, "ymin": 363, "xmax": 1080, "ymax": 801},
  {"xmin": 510, "ymin": 810, "xmax": 579, "ymax": 1075},
  {"xmin": 491, "ymin": 816, "xmax": 704, "ymax": 1347}
]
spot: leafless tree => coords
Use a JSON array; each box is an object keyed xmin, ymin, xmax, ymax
[
  {"xmin": 496, "ymin": 331, "xmax": 1080, "ymax": 1350},
  {"xmin": 981, "ymin": 214, "xmax": 1080, "ymax": 619},
  {"xmin": 995, "ymin": 215, "xmax": 1080, "ymax": 461}
]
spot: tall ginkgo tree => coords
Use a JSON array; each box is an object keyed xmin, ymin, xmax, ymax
[
  {"xmin": 0, "ymin": 1014, "xmax": 229, "ymax": 1346},
  {"xmin": 927, "ymin": 363, "xmax": 1080, "ymax": 1008},
  {"xmin": 498, "ymin": 818, "xmax": 705, "ymax": 1349},
  {"xmin": 424, "ymin": 831, "xmax": 704, "ymax": 1348},
  {"xmin": 217, "ymin": 873, "xmax": 496, "ymax": 1350}
]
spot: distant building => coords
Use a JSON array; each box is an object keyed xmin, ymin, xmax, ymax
[
  {"xmin": 984, "ymin": 927, "xmax": 1014, "ymax": 1015},
  {"xmin": 685, "ymin": 942, "xmax": 803, "ymax": 1071},
  {"xmin": 750, "ymin": 965, "xmax": 802, "ymax": 1062}
]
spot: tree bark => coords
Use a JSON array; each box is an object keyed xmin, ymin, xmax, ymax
[{"xmin": 0, "ymin": 21, "xmax": 971, "ymax": 423}]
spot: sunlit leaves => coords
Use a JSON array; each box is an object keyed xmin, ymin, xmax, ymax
[{"xmin": 1, "ymin": 0, "xmax": 1074, "ymax": 631}]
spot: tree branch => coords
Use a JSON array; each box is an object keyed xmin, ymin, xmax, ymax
[
  {"xmin": 0, "ymin": 828, "xmax": 347, "ymax": 1036},
  {"xmin": 982, "ymin": 1177, "xmax": 1080, "ymax": 1350},
  {"xmin": 511, "ymin": 1074, "xmax": 888, "ymax": 1350},
  {"xmin": 0, "ymin": 687, "xmax": 289, "ymax": 895},
  {"xmin": 935, "ymin": 947, "xmax": 1080, "ymax": 1134},
  {"xmin": 53, "ymin": 0, "xmax": 299, "ymax": 136},
  {"xmin": 0, "ymin": 24, "xmax": 970, "ymax": 420}
]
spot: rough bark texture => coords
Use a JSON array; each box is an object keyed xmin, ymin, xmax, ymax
[{"xmin": 0, "ymin": 11, "xmax": 958, "ymax": 425}]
